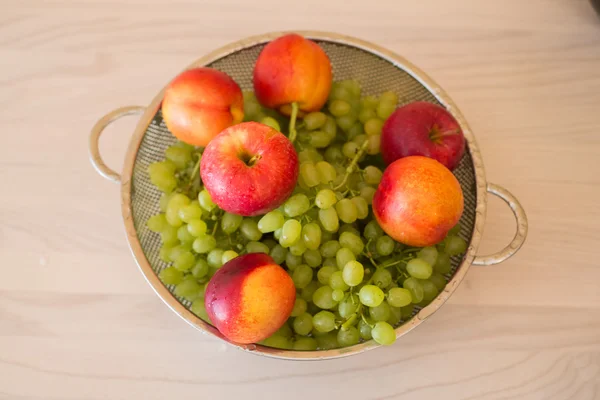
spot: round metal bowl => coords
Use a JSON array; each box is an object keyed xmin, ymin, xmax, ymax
[{"xmin": 89, "ymin": 31, "xmax": 528, "ymax": 360}]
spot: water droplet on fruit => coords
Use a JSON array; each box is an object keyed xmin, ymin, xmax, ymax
[{"xmin": 246, "ymin": 343, "xmax": 257, "ymax": 351}]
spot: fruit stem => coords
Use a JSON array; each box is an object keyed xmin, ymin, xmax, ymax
[
  {"xmin": 332, "ymin": 139, "xmax": 369, "ymax": 191},
  {"xmin": 288, "ymin": 102, "xmax": 299, "ymax": 143}
]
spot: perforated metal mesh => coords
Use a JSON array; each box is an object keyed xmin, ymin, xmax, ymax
[{"xmin": 130, "ymin": 40, "xmax": 477, "ymax": 316}]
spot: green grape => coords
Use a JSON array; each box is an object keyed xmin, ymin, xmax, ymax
[
  {"xmin": 364, "ymin": 220, "xmax": 383, "ymax": 240},
  {"xmin": 283, "ymin": 194, "xmax": 310, "ymax": 218},
  {"xmin": 321, "ymin": 230, "xmax": 334, "ymax": 243},
  {"xmin": 299, "ymin": 162, "xmax": 320, "ymax": 187},
  {"xmin": 332, "ymin": 289, "xmax": 345, "ymax": 302},
  {"xmin": 315, "ymin": 189, "xmax": 337, "ymax": 210},
  {"xmin": 387, "ymin": 305, "xmax": 403, "ymax": 326},
  {"xmin": 338, "ymin": 294, "xmax": 359, "ymax": 318},
  {"xmin": 347, "ymin": 122, "xmax": 364, "ymax": 140},
  {"xmin": 246, "ymin": 241, "xmax": 269, "ymax": 254},
  {"xmin": 351, "ymin": 197, "xmax": 369, "ymax": 220},
  {"xmin": 302, "ymin": 223, "xmax": 322, "ymax": 250},
  {"xmin": 445, "ymin": 236, "xmax": 467, "ymax": 255},
  {"xmin": 363, "ymin": 166, "xmax": 383, "ymax": 185},
  {"xmin": 358, "ymin": 319, "xmax": 373, "ymax": 340},
  {"xmin": 304, "ymin": 112, "xmax": 327, "ymax": 130},
  {"xmin": 289, "ymin": 240, "xmax": 307, "ymax": 256},
  {"xmin": 358, "ymin": 108, "xmax": 376, "ymax": 124},
  {"xmin": 318, "ymin": 207, "xmax": 340, "ymax": 232},
  {"xmin": 158, "ymin": 267, "xmax": 183, "ymax": 285},
  {"xmin": 364, "ymin": 118, "xmax": 384, "ymax": 136},
  {"xmin": 421, "ymin": 279, "xmax": 439, "ymax": 302},
  {"xmin": 372, "ymin": 268, "xmax": 392, "ymax": 288},
  {"xmin": 262, "ymin": 238, "xmax": 277, "ymax": 250},
  {"xmin": 293, "ymin": 337, "xmax": 318, "ymax": 351},
  {"xmin": 286, "ymin": 252, "xmax": 303, "ymax": 269},
  {"xmin": 376, "ymin": 100, "xmax": 396, "ymax": 120},
  {"xmin": 313, "ymin": 286, "xmax": 338, "ymax": 309},
  {"xmin": 352, "ymin": 134, "xmax": 367, "ymax": 146},
  {"xmin": 371, "ymin": 321, "xmax": 396, "ymax": 345},
  {"xmin": 317, "ymin": 265, "xmax": 337, "ymax": 285},
  {"xmin": 329, "ymin": 99, "xmax": 351, "ymax": 117},
  {"xmin": 337, "ymin": 326, "xmax": 360, "ymax": 347},
  {"xmin": 342, "ymin": 142, "xmax": 359, "ymax": 158},
  {"xmin": 418, "ymin": 246, "xmax": 438, "ymax": 267},
  {"xmin": 320, "ymin": 240, "xmax": 341, "ymax": 258},
  {"xmin": 380, "ymin": 90, "xmax": 398, "ymax": 104},
  {"xmin": 339, "ymin": 79, "xmax": 361, "ymax": 97},
  {"xmin": 148, "ymin": 161, "xmax": 177, "ymax": 192},
  {"xmin": 261, "ymin": 335, "xmax": 292, "ymax": 349},
  {"xmin": 292, "ymin": 265, "xmax": 313, "ymax": 289},
  {"xmin": 169, "ymin": 245, "xmax": 191, "ymax": 262},
  {"xmin": 198, "ymin": 190, "xmax": 216, "ymax": 212},
  {"xmin": 337, "ymin": 114, "xmax": 357, "ymax": 131},
  {"xmin": 313, "ymin": 311, "xmax": 336, "ymax": 333},
  {"xmin": 274, "ymin": 322, "xmax": 294, "ymax": 338},
  {"xmin": 448, "ymin": 222, "xmax": 462, "ymax": 236},
  {"xmin": 207, "ymin": 249, "xmax": 224, "ymax": 268},
  {"xmin": 303, "ymin": 249, "xmax": 322, "ymax": 268},
  {"xmin": 192, "ymin": 235, "xmax": 216, "ymax": 254},
  {"xmin": 187, "ymin": 219, "xmax": 208, "ymax": 237},
  {"xmin": 403, "ymin": 277, "xmax": 424, "ymax": 303},
  {"xmin": 178, "ymin": 203, "xmax": 202, "ymax": 223},
  {"xmin": 339, "ymin": 231, "xmax": 364, "ymax": 255},
  {"xmin": 190, "ymin": 297, "xmax": 210, "ymax": 322},
  {"xmin": 221, "ymin": 250, "xmax": 238, "ymax": 264},
  {"xmin": 387, "ymin": 287, "xmax": 412, "ymax": 308},
  {"xmin": 376, "ymin": 236, "xmax": 395, "ymax": 256},
  {"xmin": 174, "ymin": 277, "xmax": 202, "ymax": 301},
  {"xmin": 257, "ymin": 210, "xmax": 284, "ymax": 232},
  {"xmin": 360, "ymin": 186, "xmax": 376, "ymax": 204},
  {"xmin": 221, "ymin": 212, "xmax": 243, "ymax": 234},
  {"xmin": 316, "ymin": 332, "xmax": 339, "ymax": 350},
  {"xmin": 429, "ymin": 273, "xmax": 447, "ymax": 291},
  {"xmin": 336, "ymin": 247, "xmax": 356, "ymax": 270},
  {"xmin": 291, "ymin": 298, "xmax": 307, "ymax": 317},
  {"xmin": 330, "ymin": 271, "xmax": 350, "ymax": 291},
  {"xmin": 293, "ymin": 313, "xmax": 313, "ymax": 336},
  {"xmin": 173, "ymin": 251, "xmax": 195, "ymax": 271},
  {"xmin": 166, "ymin": 193, "xmax": 191, "ymax": 227},
  {"xmin": 147, "ymin": 214, "xmax": 168, "ymax": 232},
  {"xmin": 324, "ymin": 145, "xmax": 344, "ymax": 165},
  {"xmin": 322, "ymin": 256, "xmax": 337, "ymax": 269},
  {"xmin": 159, "ymin": 245, "xmax": 173, "ymax": 262},
  {"xmin": 359, "ymin": 285, "xmax": 385, "ymax": 307},
  {"xmin": 407, "ymin": 258, "xmax": 433, "ymax": 279},
  {"xmin": 300, "ymin": 281, "xmax": 320, "ymax": 302},
  {"xmin": 401, "ymin": 304, "xmax": 415, "ymax": 319},
  {"xmin": 240, "ymin": 219, "xmax": 262, "ymax": 241},
  {"xmin": 261, "ymin": 116, "xmax": 281, "ymax": 131},
  {"xmin": 309, "ymin": 131, "xmax": 332, "ymax": 148},
  {"xmin": 315, "ymin": 161, "xmax": 337, "ymax": 184},
  {"xmin": 335, "ymin": 199, "xmax": 358, "ymax": 224},
  {"xmin": 342, "ymin": 260, "xmax": 364, "ymax": 287},
  {"xmin": 177, "ymin": 225, "xmax": 195, "ymax": 243},
  {"xmin": 366, "ymin": 134, "xmax": 381, "ymax": 155},
  {"xmin": 274, "ymin": 228, "xmax": 282, "ymax": 240},
  {"xmin": 369, "ymin": 301, "xmax": 391, "ymax": 322},
  {"xmin": 270, "ymin": 244, "xmax": 287, "ymax": 264},
  {"xmin": 434, "ymin": 251, "xmax": 452, "ymax": 274},
  {"xmin": 159, "ymin": 193, "xmax": 172, "ymax": 212},
  {"xmin": 323, "ymin": 115, "xmax": 337, "ymax": 136},
  {"xmin": 360, "ymin": 95, "xmax": 378, "ymax": 109},
  {"xmin": 191, "ymin": 259, "xmax": 209, "ymax": 279}
]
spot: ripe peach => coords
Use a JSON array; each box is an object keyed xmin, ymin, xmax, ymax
[
  {"xmin": 162, "ymin": 67, "xmax": 244, "ymax": 147},
  {"xmin": 373, "ymin": 156, "xmax": 464, "ymax": 247},
  {"xmin": 253, "ymin": 34, "xmax": 332, "ymax": 117},
  {"xmin": 205, "ymin": 253, "xmax": 296, "ymax": 344}
]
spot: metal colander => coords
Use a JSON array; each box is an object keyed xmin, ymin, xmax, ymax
[{"xmin": 90, "ymin": 31, "xmax": 528, "ymax": 360}]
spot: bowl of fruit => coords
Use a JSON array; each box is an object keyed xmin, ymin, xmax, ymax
[{"xmin": 89, "ymin": 31, "xmax": 528, "ymax": 359}]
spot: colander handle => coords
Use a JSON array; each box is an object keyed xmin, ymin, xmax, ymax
[
  {"xmin": 89, "ymin": 106, "xmax": 146, "ymax": 183},
  {"xmin": 473, "ymin": 183, "xmax": 528, "ymax": 266}
]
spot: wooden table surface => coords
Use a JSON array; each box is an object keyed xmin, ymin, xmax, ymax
[{"xmin": 2, "ymin": 0, "xmax": 600, "ymax": 399}]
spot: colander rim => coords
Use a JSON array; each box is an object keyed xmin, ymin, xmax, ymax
[{"xmin": 119, "ymin": 30, "xmax": 488, "ymax": 360}]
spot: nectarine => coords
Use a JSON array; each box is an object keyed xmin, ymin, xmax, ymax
[
  {"xmin": 205, "ymin": 253, "xmax": 296, "ymax": 344},
  {"xmin": 162, "ymin": 67, "xmax": 244, "ymax": 147},
  {"xmin": 373, "ymin": 156, "xmax": 464, "ymax": 247}
]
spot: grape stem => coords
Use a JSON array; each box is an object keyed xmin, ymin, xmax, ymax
[
  {"xmin": 332, "ymin": 139, "xmax": 369, "ymax": 191},
  {"xmin": 288, "ymin": 102, "xmax": 299, "ymax": 143},
  {"xmin": 185, "ymin": 157, "xmax": 201, "ymax": 192}
]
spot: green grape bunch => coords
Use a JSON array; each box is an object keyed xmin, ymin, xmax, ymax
[{"xmin": 145, "ymin": 79, "xmax": 468, "ymax": 350}]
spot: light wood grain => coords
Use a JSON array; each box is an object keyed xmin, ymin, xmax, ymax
[{"xmin": 1, "ymin": 0, "xmax": 600, "ymax": 398}]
